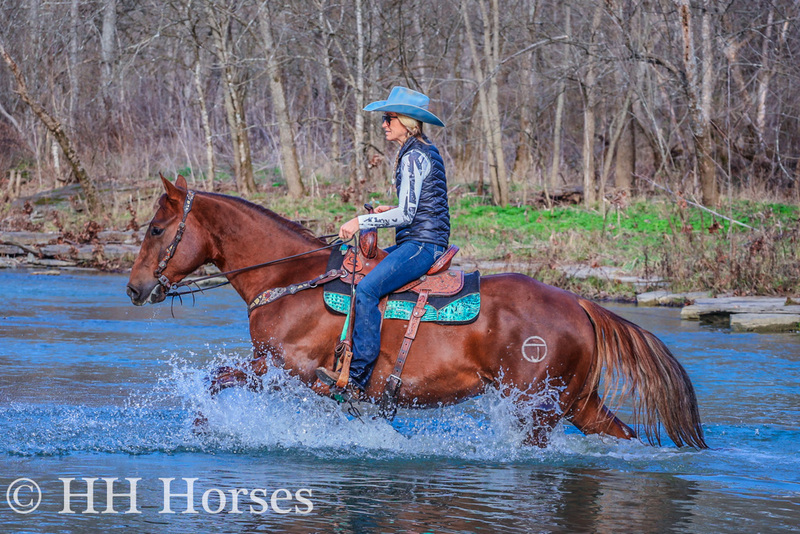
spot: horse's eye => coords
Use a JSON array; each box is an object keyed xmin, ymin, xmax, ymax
[{"xmin": 150, "ymin": 226, "xmax": 165, "ymax": 237}]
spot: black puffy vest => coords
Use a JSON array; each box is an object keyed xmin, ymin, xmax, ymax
[{"xmin": 394, "ymin": 136, "xmax": 450, "ymax": 247}]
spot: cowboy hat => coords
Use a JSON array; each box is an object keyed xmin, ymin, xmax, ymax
[{"xmin": 363, "ymin": 86, "xmax": 445, "ymax": 127}]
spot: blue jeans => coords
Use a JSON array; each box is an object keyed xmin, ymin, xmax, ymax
[{"xmin": 349, "ymin": 241, "xmax": 446, "ymax": 389}]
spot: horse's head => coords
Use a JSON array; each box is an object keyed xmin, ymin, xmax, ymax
[{"xmin": 126, "ymin": 175, "xmax": 208, "ymax": 305}]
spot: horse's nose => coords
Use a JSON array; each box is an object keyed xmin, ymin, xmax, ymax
[{"xmin": 126, "ymin": 284, "xmax": 141, "ymax": 303}]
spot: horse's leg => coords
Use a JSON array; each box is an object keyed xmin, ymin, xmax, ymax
[
  {"xmin": 209, "ymin": 354, "xmax": 270, "ymax": 394},
  {"xmin": 567, "ymin": 391, "xmax": 636, "ymax": 440},
  {"xmin": 507, "ymin": 390, "xmax": 567, "ymax": 448},
  {"xmin": 520, "ymin": 410, "xmax": 564, "ymax": 447},
  {"xmin": 194, "ymin": 355, "xmax": 271, "ymax": 430}
]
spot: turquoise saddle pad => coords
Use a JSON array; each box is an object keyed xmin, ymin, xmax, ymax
[
  {"xmin": 323, "ymin": 289, "xmax": 480, "ymax": 324},
  {"xmin": 323, "ymin": 247, "xmax": 480, "ymax": 325}
]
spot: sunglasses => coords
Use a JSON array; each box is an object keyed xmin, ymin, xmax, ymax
[{"xmin": 382, "ymin": 114, "xmax": 398, "ymax": 124}]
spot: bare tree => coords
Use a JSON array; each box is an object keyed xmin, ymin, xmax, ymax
[
  {"xmin": 259, "ymin": 3, "xmax": 305, "ymax": 198},
  {"xmin": 462, "ymin": 0, "xmax": 509, "ymax": 206},
  {"xmin": 549, "ymin": 4, "xmax": 570, "ymax": 195},
  {"xmin": 100, "ymin": 0, "xmax": 116, "ymax": 118},
  {"xmin": 580, "ymin": 3, "xmax": 603, "ymax": 207},
  {"xmin": 675, "ymin": 0, "xmax": 717, "ymax": 206},
  {"xmin": 205, "ymin": 0, "xmax": 256, "ymax": 196},
  {"xmin": 1, "ymin": 43, "xmax": 101, "ymax": 213}
]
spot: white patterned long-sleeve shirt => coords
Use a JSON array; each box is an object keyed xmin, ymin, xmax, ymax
[{"xmin": 357, "ymin": 149, "xmax": 431, "ymax": 229}]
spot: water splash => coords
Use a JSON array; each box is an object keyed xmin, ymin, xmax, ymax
[
  {"xmin": 153, "ymin": 351, "xmax": 671, "ymax": 463},
  {"xmin": 0, "ymin": 346, "xmax": 682, "ymax": 462}
]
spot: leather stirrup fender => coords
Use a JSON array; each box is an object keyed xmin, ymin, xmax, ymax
[{"xmin": 379, "ymin": 289, "xmax": 430, "ymax": 420}]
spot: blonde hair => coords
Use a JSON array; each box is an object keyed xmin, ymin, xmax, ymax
[{"xmin": 396, "ymin": 114, "xmax": 424, "ymax": 140}]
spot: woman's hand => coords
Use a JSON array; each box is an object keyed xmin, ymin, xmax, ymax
[
  {"xmin": 374, "ymin": 205, "xmax": 395, "ymax": 213},
  {"xmin": 338, "ymin": 217, "xmax": 361, "ymax": 240}
]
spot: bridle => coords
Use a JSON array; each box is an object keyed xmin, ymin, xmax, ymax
[
  {"xmin": 153, "ymin": 189, "xmax": 196, "ymax": 292},
  {"xmin": 151, "ymin": 188, "xmax": 345, "ymax": 297}
]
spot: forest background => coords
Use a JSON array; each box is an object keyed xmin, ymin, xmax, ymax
[{"xmin": 0, "ymin": 0, "xmax": 798, "ymax": 297}]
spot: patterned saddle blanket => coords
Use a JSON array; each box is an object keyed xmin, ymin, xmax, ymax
[{"xmin": 323, "ymin": 245, "xmax": 481, "ymax": 325}]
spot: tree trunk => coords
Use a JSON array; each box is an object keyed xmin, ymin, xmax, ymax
[
  {"xmin": 755, "ymin": 8, "xmax": 774, "ymax": 155},
  {"xmin": 206, "ymin": 3, "xmax": 255, "ymax": 196},
  {"xmin": 462, "ymin": 0, "xmax": 507, "ymax": 206},
  {"xmin": 676, "ymin": 0, "xmax": 717, "ymax": 206},
  {"xmin": 512, "ymin": 0, "xmax": 541, "ymax": 187},
  {"xmin": 549, "ymin": 7, "xmax": 569, "ymax": 194},
  {"xmin": 412, "ymin": 6, "xmax": 426, "ymax": 86},
  {"xmin": 581, "ymin": 4, "xmax": 602, "ymax": 206},
  {"xmin": 318, "ymin": 6, "xmax": 341, "ymax": 175},
  {"xmin": 512, "ymin": 106, "xmax": 532, "ymax": 183},
  {"xmin": 462, "ymin": 1, "xmax": 495, "ymax": 202},
  {"xmin": 260, "ymin": 6, "xmax": 305, "ymax": 198},
  {"xmin": 193, "ymin": 59, "xmax": 215, "ymax": 191},
  {"xmin": 68, "ymin": 0, "xmax": 80, "ymax": 131},
  {"xmin": 615, "ymin": 104, "xmax": 636, "ymax": 195},
  {"xmin": 699, "ymin": 0, "xmax": 716, "ymax": 205},
  {"xmin": 1, "ymin": 44, "xmax": 101, "ymax": 214},
  {"xmin": 353, "ymin": 0, "xmax": 366, "ymax": 192},
  {"xmin": 600, "ymin": 91, "xmax": 633, "ymax": 215},
  {"xmin": 549, "ymin": 5, "xmax": 570, "ymax": 195},
  {"xmin": 100, "ymin": 0, "xmax": 116, "ymax": 119},
  {"xmin": 485, "ymin": 0, "xmax": 508, "ymax": 206}
]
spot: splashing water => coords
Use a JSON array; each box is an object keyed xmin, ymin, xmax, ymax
[
  {"xmin": 152, "ymin": 351, "xmax": 576, "ymax": 461},
  {"xmin": 0, "ymin": 344, "xmax": 657, "ymax": 462}
]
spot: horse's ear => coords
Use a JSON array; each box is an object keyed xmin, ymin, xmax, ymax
[
  {"xmin": 160, "ymin": 173, "xmax": 183, "ymax": 202},
  {"xmin": 176, "ymin": 174, "xmax": 188, "ymax": 190}
]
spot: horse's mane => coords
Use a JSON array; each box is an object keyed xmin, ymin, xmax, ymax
[{"xmin": 201, "ymin": 191, "xmax": 324, "ymax": 246}]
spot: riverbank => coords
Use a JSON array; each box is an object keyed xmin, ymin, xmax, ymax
[
  {"xmin": 2, "ymin": 182, "xmax": 799, "ymax": 300},
  {"xmin": 0, "ymin": 229, "xmax": 141, "ymax": 270}
]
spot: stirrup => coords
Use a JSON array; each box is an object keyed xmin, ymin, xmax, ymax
[
  {"xmin": 315, "ymin": 367, "xmax": 341, "ymax": 387},
  {"xmin": 315, "ymin": 367, "xmax": 363, "ymax": 402}
]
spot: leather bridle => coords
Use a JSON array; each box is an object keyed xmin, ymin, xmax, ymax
[{"xmin": 153, "ymin": 189, "xmax": 196, "ymax": 291}]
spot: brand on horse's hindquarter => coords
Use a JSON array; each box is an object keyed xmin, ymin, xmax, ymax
[{"xmin": 521, "ymin": 336, "xmax": 548, "ymax": 363}]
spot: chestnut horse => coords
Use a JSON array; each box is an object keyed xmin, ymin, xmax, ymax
[{"xmin": 127, "ymin": 176, "xmax": 707, "ymax": 448}]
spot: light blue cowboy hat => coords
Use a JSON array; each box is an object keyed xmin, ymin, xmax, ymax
[{"xmin": 363, "ymin": 86, "xmax": 445, "ymax": 127}]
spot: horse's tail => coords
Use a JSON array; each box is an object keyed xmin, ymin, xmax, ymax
[{"xmin": 577, "ymin": 298, "xmax": 707, "ymax": 449}]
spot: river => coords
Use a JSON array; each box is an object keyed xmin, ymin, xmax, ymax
[{"xmin": 0, "ymin": 269, "xmax": 798, "ymax": 533}]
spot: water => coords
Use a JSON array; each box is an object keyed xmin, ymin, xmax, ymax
[{"xmin": 1, "ymin": 270, "xmax": 798, "ymax": 533}]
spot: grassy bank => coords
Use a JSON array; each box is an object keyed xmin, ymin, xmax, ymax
[
  {"xmin": 264, "ymin": 193, "xmax": 800, "ymax": 298},
  {"xmin": 3, "ymin": 182, "xmax": 799, "ymax": 298}
]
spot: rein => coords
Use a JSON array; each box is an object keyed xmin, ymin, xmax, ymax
[
  {"xmin": 156, "ymin": 188, "xmax": 346, "ymax": 300},
  {"xmin": 167, "ymin": 238, "xmax": 344, "ymax": 296}
]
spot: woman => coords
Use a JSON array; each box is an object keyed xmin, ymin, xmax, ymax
[{"xmin": 316, "ymin": 86, "xmax": 450, "ymax": 394}]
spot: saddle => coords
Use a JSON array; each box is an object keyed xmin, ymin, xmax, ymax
[
  {"xmin": 322, "ymin": 229, "xmax": 481, "ymax": 419},
  {"xmin": 323, "ymin": 241, "xmax": 481, "ymax": 324},
  {"xmin": 339, "ymin": 243, "xmax": 463, "ymax": 293}
]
